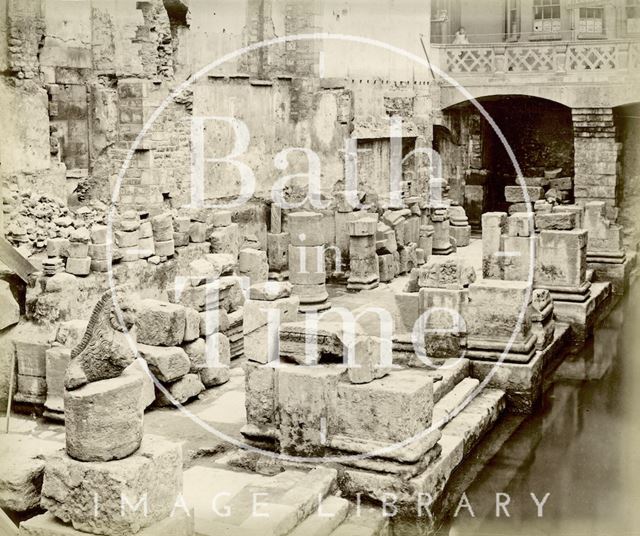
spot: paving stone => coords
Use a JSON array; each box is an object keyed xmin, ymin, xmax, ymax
[
  {"xmin": 65, "ymin": 375, "xmax": 144, "ymax": 462},
  {"xmin": 288, "ymin": 496, "xmax": 350, "ymax": 536},
  {"xmin": 0, "ymin": 434, "xmax": 61, "ymax": 512},
  {"xmin": 18, "ymin": 510, "xmax": 194, "ymax": 536},
  {"xmin": 42, "ymin": 435, "xmax": 182, "ymax": 536}
]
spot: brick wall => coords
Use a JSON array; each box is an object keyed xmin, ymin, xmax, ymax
[{"xmin": 572, "ymin": 108, "xmax": 619, "ymax": 218}]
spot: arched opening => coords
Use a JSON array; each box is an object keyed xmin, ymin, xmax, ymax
[{"xmin": 440, "ymin": 95, "xmax": 574, "ymax": 223}]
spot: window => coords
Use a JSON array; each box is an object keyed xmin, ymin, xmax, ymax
[
  {"xmin": 507, "ymin": 0, "xmax": 521, "ymax": 38},
  {"xmin": 533, "ymin": 0, "xmax": 561, "ymax": 33},
  {"xmin": 627, "ymin": 0, "xmax": 640, "ymax": 33},
  {"xmin": 578, "ymin": 7, "xmax": 604, "ymax": 34}
]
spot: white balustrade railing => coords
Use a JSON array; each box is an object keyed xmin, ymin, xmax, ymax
[{"xmin": 433, "ymin": 40, "xmax": 640, "ymax": 75}]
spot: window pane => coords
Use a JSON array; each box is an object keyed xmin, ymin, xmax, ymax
[{"xmin": 553, "ymin": 6, "xmax": 560, "ymax": 18}]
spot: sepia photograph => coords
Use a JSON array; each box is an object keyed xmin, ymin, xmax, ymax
[{"xmin": 0, "ymin": 0, "xmax": 639, "ymax": 535}]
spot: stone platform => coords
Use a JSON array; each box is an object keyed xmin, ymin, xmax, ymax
[
  {"xmin": 469, "ymin": 323, "xmax": 571, "ymax": 413},
  {"xmin": 553, "ymin": 281, "xmax": 611, "ymax": 350},
  {"xmin": 588, "ymin": 251, "xmax": 636, "ymax": 297}
]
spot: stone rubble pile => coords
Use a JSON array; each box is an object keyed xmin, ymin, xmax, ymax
[{"xmin": 2, "ymin": 190, "xmax": 106, "ymax": 254}]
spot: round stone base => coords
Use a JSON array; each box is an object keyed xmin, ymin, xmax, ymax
[{"xmin": 64, "ymin": 374, "xmax": 143, "ymax": 462}]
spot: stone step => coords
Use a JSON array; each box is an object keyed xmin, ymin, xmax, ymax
[
  {"xmin": 184, "ymin": 465, "xmax": 337, "ymax": 536},
  {"xmin": 430, "ymin": 358, "xmax": 470, "ymax": 403},
  {"xmin": 287, "ymin": 496, "xmax": 350, "ymax": 536},
  {"xmin": 329, "ymin": 505, "xmax": 389, "ymax": 536},
  {"xmin": 441, "ymin": 388, "xmax": 506, "ymax": 456},
  {"xmin": 408, "ymin": 388, "xmax": 506, "ymax": 506},
  {"xmin": 432, "ymin": 377, "xmax": 480, "ymax": 426}
]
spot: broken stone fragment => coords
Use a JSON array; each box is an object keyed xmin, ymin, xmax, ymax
[
  {"xmin": 0, "ymin": 434, "xmax": 61, "ymax": 512},
  {"xmin": 64, "ymin": 374, "xmax": 144, "ymax": 462},
  {"xmin": 154, "ymin": 373, "xmax": 204, "ymax": 406},
  {"xmin": 249, "ymin": 281, "xmax": 292, "ymax": 301},
  {"xmin": 347, "ymin": 335, "xmax": 392, "ymax": 384},
  {"xmin": 136, "ymin": 344, "xmax": 190, "ymax": 382}
]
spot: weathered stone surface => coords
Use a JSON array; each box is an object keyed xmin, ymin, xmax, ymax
[
  {"xmin": 64, "ymin": 374, "xmax": 144, "ymax": 462},
  {"xmin": 19, "ymin": 510, "xmax": 194, "ymax": 536},
  {"xmin": 288, "ymin": 212, "xmax": 324, "ymax": 246},
  {"xmin": 136, "ymin": 344, "xmax": 190, "ymax": 382},
  {"xmin": 199, "ymin": 308, "xmax": 229, "ymax": 337},
  {"xmin": 65, "ymin": 288, "xmax": 138, "ymax": 390},
  {"xmin": 204, "ymin": 253, "xmax": 236, "ymax": 275},
  {"xmin": 267, "ymin": 232, "xmax": 289, "ymax": 272},
  {"xmin": 65, "ymin": 257, "xmax": 91, "ymax": 276},
  {"xmin": 0, "ymin": 281, "xmax": 20, "ymax": 330},
  {"xmin": 155, "ymin": 373, "xmax": 204, "ymax": 406},
  {"xmin": 123, "ymin": 358, "xmax": 156, "ymax": 410},
  {"xmin": 44, "ymin": 346, "xmax": 71, "ymax": 414},
  {"xmin": 196, "ymin": 333, "xmax": 231, "ymax": 387},
  {"xmin": 41, "ymin": 435, "xmax": 182, "ymax": 536},
  {"xmin": 289, "ymin": 245, "xmax": 326, "ymax": 285},
  {"xmin": 244, "ymin": 296, "xmax": 299, "ymax": 335},
  {"xmin": 508, "ymin": 212, "xmax": 533, "ymax": 237},
  {"xmin": 535, "ymin": 230, "xmax": 588, "ymax": 290},
  {"xmin": 243, "ymin": 361, "xmax": 277, "ymax": 433},
  {"xmin": 238, "ymin": 248, "xmax": 268, "ymax": 284},
  {"xmin": 209, "ymin": 223, "xmax": 240, "ymax": 259},
  {"xmin": 277, "ymin": 365, "xmax": 346, "ymax": 455},
  {"xmin": 536, "ymin": 212, "xmax": 577, "ymax": 230},
  {"xmin": 135, "ymin": 299, "xmax": 186, "ymax": 347},
  {"xmin": 182, "ymin": 307, "xmax": 201, "ymax": 342},
  {"xmin": 249, "ymin": 281, "xmax": 292, "ymax": 301},
  {"xmin": 418, "ymin": 257, "xmax": 475, "ymax": 289},
  {"xmin": 504, "ymin": 185, "xmax": 544, "ymax": 203},
  {"xmin": 0, "ymin": 434, "xmax": 61, "ymax": 512},
  {"xmin": 187, "ymin": 259, "xmax": 218, "ymax": 286},
  {"xmin": 465, "ymin": 279, "xmax": 533, "ymax": 346},
  {"xmin": 335, "ymin": 370, "xmax": 433, "ymax": 444},
  {"xmin": 347, "ymin": 335, "xmax": 391, "ymax": 384}
]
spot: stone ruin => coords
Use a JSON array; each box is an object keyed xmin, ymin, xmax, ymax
[{"xmin": 33, "ymin": 290, "xmax": 193, "ymax": 536}]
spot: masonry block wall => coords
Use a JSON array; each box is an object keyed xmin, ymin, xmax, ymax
[{"xmin": 572, "ymin": 108, "xmax": 620, "ymax": 219}]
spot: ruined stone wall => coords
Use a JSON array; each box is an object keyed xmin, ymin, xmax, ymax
[{"xmin": 616, "ymin": 104, "xmax": 640, "ymax": 248}]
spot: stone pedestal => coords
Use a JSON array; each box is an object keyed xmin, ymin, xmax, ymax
[
  {"xmin": 64, "ymin": 375, "xmax": 144, "ymax": 462},
  {"xmin": 41, "ymin": 435, "xmax": 183, "ymax": 536},
  {"xmin": 417, "ymin": 258, "xmax": 476, "ymax": 360},
  {"xmin": 243, "ymin": 283, "xmax": 299, "ymax": 364},
  {"xmin": 44, "ymin": 346, "xmax": 71, "ymax": 421},
  {"xmin": 465, "ymin": 280, "xmax": 537, "ymax": 363},
  {"xmin": 418, "ymin": 224, "xmax": 434, "ymax": 262},
  {"xmin": 535, "ymin": 229, "xmax": 591, "ymax": 302},
  {"xmin": 347, "ymin": 215, "xmax": 379, "ymax": 291},
  {"xmin": 430, "ymin": 208, "xmax": 454, "ymax": 255},
  {"xmin": 288, "ymin": 212, "xmax": 330, "ymax": 313},
  {"xmin": 448, "ymin": 205, "xmax": 471, "ymax": 247},
  {"xmin": 482, "ymin": 212, "xmax": 508, "ymax": 279}
]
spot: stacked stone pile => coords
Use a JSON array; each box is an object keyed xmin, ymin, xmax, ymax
[
  {"xmin": 504, "ymin": 169, "xmax": 574, "ymax": 215},
  {"xmin": 2, "ymin": 190, "xmax": 106, "ymax": 254}
]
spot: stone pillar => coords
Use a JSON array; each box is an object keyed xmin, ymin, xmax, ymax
[
  {"xmin": 481, "ymin": 212, "xmax": 507, "ymax": 279},
  {"xmin": 572, "ymin": 108, "xmax": 618, "ymax": 218},
  {"xmin": 267, "ymin": 203, "xmax": 290, "ymax": 280},
  {"xmin": 448, "ymin": 204, "xmax": 471, "ymax": 247},
  {"xmin": 347, "ymin": 215, "xmax": 379, "ymax": 291},
  {"xmin": 417, "ymin": 258, "xmax": 476, "ymax": 360},
  {"xmin": 243, "ymin": 282, "xmax": 299, "ymax": 364},
  {"xmin": 288, "ymin": 211, "xmax": 330, "ymax": 313}
]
